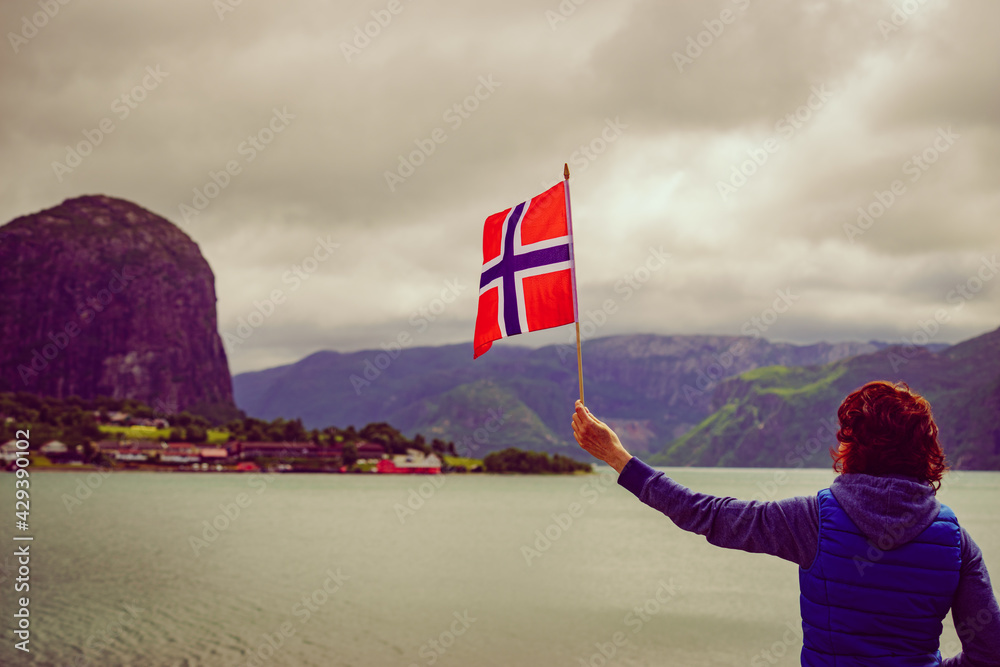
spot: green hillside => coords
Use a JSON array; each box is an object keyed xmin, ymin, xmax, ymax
[
  {"xmin": 650, "ymin": 326, "xmax": 1000, "ymax": 470},
  {"xmin": 390, "ymin": 379, "xmax": 569, "ymax": 456}
]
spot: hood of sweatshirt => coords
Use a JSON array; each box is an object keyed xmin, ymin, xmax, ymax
[{"xmin": 829, "ymin": 473, "xmax": 941, "ymax": 550}]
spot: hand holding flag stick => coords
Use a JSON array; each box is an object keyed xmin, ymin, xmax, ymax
[
  {"xmin": 571, "ymin": 400, "xmax": 632, "ymax": 473},
  {"xmin": 473, "ymin": 163, "xmax": 585, "ymax": 403}
]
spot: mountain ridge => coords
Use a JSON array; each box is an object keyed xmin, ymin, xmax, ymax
[
  {"xmin": 649, "ymin": 326, "xmax": 1000, "ymax": 470},
  {"xmin": 233, "ymin": 333, "xmax": 903, "ymax": 458}
]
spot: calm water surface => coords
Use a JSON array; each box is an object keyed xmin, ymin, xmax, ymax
[{"xmin": 1, "ymin": 468, "xmax": 998, "ymax": 666}]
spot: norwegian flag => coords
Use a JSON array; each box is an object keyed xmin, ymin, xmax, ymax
[{"xmin": 474, "ymin": 181, "xmax": 578, "ymax": 359}]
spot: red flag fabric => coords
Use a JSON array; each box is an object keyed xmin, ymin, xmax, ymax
[{"xmin": 474, "ymin": 181, "xmax": 577, "ymax": 359}]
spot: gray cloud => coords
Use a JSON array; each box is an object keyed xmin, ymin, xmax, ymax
[{"xmin": 1, "ymin": 0, "xmax": 997, "ymax": 374}]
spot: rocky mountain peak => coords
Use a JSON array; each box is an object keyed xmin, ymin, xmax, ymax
[{"xmin": 0, "ymin": 195, "xmax": 235, "ymax": 417}]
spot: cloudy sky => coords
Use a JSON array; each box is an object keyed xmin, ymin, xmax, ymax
[{"xmin": 1, "ymin": 0, "xmax": 997, "ymax": 374}]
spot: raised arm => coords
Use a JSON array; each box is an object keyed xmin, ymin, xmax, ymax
[
  {"xmin": 572, "ymin": 400, "xmax": 818, "ymax": 568},
  {"xmin": 620, "ymin": 458, "xmax": 819, "ymax": 567}
]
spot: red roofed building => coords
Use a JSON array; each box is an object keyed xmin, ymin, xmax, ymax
[
  {"xmin": 324, "ymin": 441, "xmax": 387, "ymax": 462},
  {"xmin": 376, "ymin": 450, "xmax": 442, "ymax": 474},
  {"xmin": 161, "ymin": 443, "xmax": 201, "ymax": 464},
  {"xmin": 198, "ymin": 447, "xmax": 230, "ymax": 461},
  {"xmin": 234, "ymin": 441, "xmax": 317, "ymax": 460},
  {"xmin": 113, "ymin": 448, "xmax": 148, "ymax": 462}
]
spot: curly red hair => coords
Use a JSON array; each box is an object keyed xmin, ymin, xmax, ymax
[{"xmin": 832, "ymin": 381, "xmax": 948, "ymax": 490}]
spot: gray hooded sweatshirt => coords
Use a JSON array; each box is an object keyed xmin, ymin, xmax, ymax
[{"xmin": 618, "ymin": 458, "xmax": 1000, "ymax": 666}]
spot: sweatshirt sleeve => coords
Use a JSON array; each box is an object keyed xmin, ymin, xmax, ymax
[
  {"xmin": 940, "ymin": 527, "xmax": 1000, "ymax": 667},
  {"xmin": 618, "ymin": 457, "xmax": 820, "ymax": 569}
]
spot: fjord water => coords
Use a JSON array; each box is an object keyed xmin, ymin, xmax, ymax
[{"xmin": 2, "ymin": 468, "xmax": 998, "ymax": 666}]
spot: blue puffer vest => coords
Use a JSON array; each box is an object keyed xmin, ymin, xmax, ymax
[{"xmin": 799, "ymin": 488, "xmax": 961, "ymax": 666}]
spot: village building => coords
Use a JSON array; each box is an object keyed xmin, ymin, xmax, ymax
[
  {"xmin": 0, "ymin": 440, "xmax": 19, "ymax": 463},
  {"xmin": 376, "ymin": 449, "xmax": 442, "ymax": 474}
]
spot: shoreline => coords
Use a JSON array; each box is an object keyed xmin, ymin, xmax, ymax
[{"xmin": 3, "ymin": 461, "xmax": 596, "ymax": 475}]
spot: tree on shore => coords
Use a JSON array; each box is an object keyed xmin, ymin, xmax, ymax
[
  {"xmin": 483, "ymin": 448, "xmax": 592, "ymax": 474},
  {"xmin": 342, "ymin": 442, "xmax": 358, "ymax": 468}
]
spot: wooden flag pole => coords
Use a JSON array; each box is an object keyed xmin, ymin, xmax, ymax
[
  {"xmin": 575, "ymin": 322, "xmax": 585, "ymax": 405},
  {"xmin": 564, "ymin": 162, "xmax": 585, "ymax": 405}
]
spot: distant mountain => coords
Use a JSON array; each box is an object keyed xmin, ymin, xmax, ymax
[
  {"xmin": 648, "ymin": 326, "xmax": 1000, "ymax": 470},
  {"xmin": 233, "ymin": 334, "xmax": 887, "ymax": 458},
  {"xmin": 0, "ymin": 195, "xmax": 236, "ymax": 419}
]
